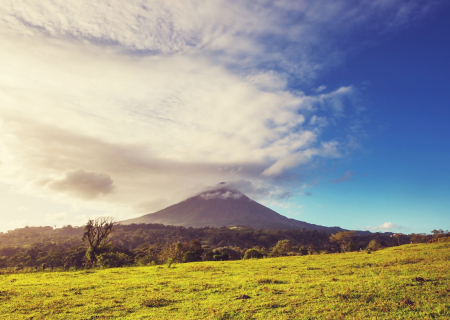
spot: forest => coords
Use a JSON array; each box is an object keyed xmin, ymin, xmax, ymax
[{"xmin": 0, "ymin": 221, "xmax": 447, "ymax": 271}]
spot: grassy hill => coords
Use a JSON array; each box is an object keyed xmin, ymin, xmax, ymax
[{"xmin": 1, "ymin": 243, "xmax": 449, "ymax": 319}]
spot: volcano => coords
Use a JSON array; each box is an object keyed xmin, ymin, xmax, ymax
[{"xmin": 122, "ymin": 186, "xmax": 345, "ymax": 232}]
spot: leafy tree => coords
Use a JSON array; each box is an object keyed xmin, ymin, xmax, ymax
[
  {"xmin": 410, "ymin": 233, "xmax": 430, "ymax": 243},
  {"xmin": 392, "ymin": 233, "xmax": 403, "ymax": 246},
  {"xmin": 97, "ymin": 252, "xmax": 133, "ymax": 268},
  {"xmin": 66, "ymin": 244, "xmax": 88, "ymax": 269},
  {"xmin": 183, "ymin": 239, "xmax": 204, "ymax": 262},
  {"xmin": 160, "ymin": 242, "xmax": 187, "ymax": 263},
  {"xmin": 270, "ymin": 240, "xmax": 295, "ymax": 257},
  {"xmin": 0, "ymin": 256, "xmax": 8, "ymax": 269},
  {"xmin": 45, "ymin": 249, "xmax": 64, "ymax": 270},
  {"xmin": 82, "ymin": 217, "xmax": 117, "ymax": 264},
  {"xmin": 9, "ymin": 252, "xmax": 32, "ymax": 268},
  {"xmin": 213, "ymin": 252, "xmax": 228, "ymax": 261},
  {"xmin": 243, "ymin": 248, "xmax": 264, "ymax": 259},
  {"xmin": 366, "ymin": 239, "xmax": 383, "ymax": 252},
  {"xmin": 431, "ymin": 229, "xmax": 448, "ymax": 242},
  {"xmin": 213, "ymin": 247, "xmax": 242, "ymax": 260},
  {"xmin": 133, "ymin": 243, "xmax": 163, "ymax": 265},
  {"xmin": 329, "ymin": 231, "xmax": 355, "ymax": 253}
]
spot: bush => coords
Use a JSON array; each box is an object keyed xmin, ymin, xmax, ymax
[
  {"xmin": 207, "ymin": 247, "xmax": 242, "ymax": 261},
  {"xmin": 366, "ymin": 240, "xmax": 383, "ymax": 252},
  {"xmin": 243, "ymin": 248, "xmax": 264, "ymax": 259},
  {"xmin": 213, "ymin": 253, "xmax": 229, "ymax": 261},
  {"xmin": 97, "ymin": 252, "xmax": 133, "ymax": 268},
  {"xmin": 271, "ymin": 240, "xmax": 295, "ymax": 257},
  {"xmin": 183, "ymin": 251, "xmax": 202, "ymax": 263}
]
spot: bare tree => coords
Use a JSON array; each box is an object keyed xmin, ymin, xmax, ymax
[{"xmin": 82, "ymin": 217, "xmax": 117, "ymax": 264}]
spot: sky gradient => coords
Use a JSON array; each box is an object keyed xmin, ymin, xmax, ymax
[{"xmin": 0, "ymin": 0, "xmax": 449, "ymax": 233}]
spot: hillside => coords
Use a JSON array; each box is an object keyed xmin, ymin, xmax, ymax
[
  {"xmin": 1, "ymin": 243, "xmax": 449, "ymax": 319},
  {"xmin": 122, "ymin": 185, "xmax": 345, "ymax": 232}
]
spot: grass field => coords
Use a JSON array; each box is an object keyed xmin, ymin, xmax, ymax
[{"xmin": 1, "ymin": 243, "xmax": 449, "ymax": 319}]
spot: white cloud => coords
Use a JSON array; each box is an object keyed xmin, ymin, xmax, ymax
[
  {"xmin": 315, "ymin": 85, "xmax": 327, "ymax": 93},
  {"xmin": 329, "ymin": 171, "xmax": 354, "ymax": 184},
  {"xmin": 0, "ymin": 0, "xmax": 442, "ymax": 222},
  {"xmin": 199, "ymin": 190, "xmax": 243, "ymax": 200},
  {"xmin": 0, "ymin": 0, "xmax": 438, "ymax": 78},
  {"xmin": 0, "ymin": 34, "xmax": 352, "ymax": 215},
  {"xmin": 262, "ymin": 141, "xmax": 340, "ymax": 176},
  {"xmin": 366, "ymin": 222, "xmax": 406, "ymax": 232}
]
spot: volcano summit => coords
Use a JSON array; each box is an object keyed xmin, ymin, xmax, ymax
[{"xmin": 122, "ymin": 185, "xmax": 345, "ymax": 232}]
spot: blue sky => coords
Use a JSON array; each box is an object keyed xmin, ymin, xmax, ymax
[
  {"xmin": 0, "ymin": 0, "xmax": 448, "ymax": 233},
  {"xmin": 275, "ymin": 3, "xmax": 450, "ymax": 233}
]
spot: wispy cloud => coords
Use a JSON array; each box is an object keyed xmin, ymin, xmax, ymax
[
  {"xmin": 329, "ymin": 171, "xmax": 355, "ymax": 184},
  {"xmin": 365, "ymin": 222, "xmax": 407, "ymax": 232},
  {"xmin": 0, "ymin": 0, "xmax": 442, "ymax": 220}
]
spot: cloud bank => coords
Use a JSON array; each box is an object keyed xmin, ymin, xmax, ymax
[{"xmin": 0, "ymin": 0, "xmax": 441, "ymax": 221}]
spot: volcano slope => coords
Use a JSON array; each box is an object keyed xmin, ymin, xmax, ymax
[
  {"xmin": 122, "ymin": 187, "xmax": 344, "ymax": 232},
  {"xmin": 1, "ymin": 243, "xmax": 449, "ymax": 319}
]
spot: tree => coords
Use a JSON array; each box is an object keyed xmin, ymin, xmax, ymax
[
  {"xmin": 65, "ymin": 244, "xmax": 88, "ymax": 269},
  {"xmin": 431, "ymin": 229, "xmax": 448, "ymax": 243},
  {"xmin": 97, "ymin": 252, "xmax": 133, "ymax": 268},
  {"xmin": 183, "ymin": 240, "xmax": 203, "ymax": 263},
  {"xmin": 0, "ymin": 256, "xmax": 7, "ymax": 269},
  {"xmin": 270, "ymin": 240, "xmax": 295, "ymax": 257},
  {"xmin": 82, "ymin": 217, "xmax": 117, "ymax": 264},
  {"xmin": 392, "ymin": 233, "xmax": 403, "ymax": 246},
  {"xmin": 243, "ymin": 248, "xmax": 264, "ymax": 259},
  {"xmin": 329, "ymin": 231, "xmax": 355, "ymax": 253},
  {"xmin": 366, "ymin": 239, "xmax": 383, "ymax": 252}
]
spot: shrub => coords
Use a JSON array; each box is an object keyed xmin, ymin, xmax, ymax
[
  {"xmin": 97, "ymin": 252, "xmax": 133, "ymax": 268},
  {"xmin": 243, "ymin": 248, "xmax": 264, "ymax": 259},
  {"xmin": 213, "ymin": 253, "xmax": 229, "ymax": 261},
  {"xmin": 366, "ymin": 239, "xmax": 383, "ymax": 252},
  {"xmin": 271, "ymin": 240, "xmax": 295, "ymax": 257}
]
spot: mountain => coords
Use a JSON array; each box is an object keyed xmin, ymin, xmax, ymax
[{"xmin": 122, "ymin": 185, "xmax": 346, "ymax": 232}]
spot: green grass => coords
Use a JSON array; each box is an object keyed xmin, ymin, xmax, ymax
[{"xmin": 1, "ymin": 243, "xmax": 450, "ymax": 319}]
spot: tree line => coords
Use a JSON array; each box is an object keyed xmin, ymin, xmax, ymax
[{"xmin": 0, "ymin": 219, "xmax": 448, "ymax": 272}]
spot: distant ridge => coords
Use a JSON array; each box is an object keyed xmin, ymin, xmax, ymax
[{"xmin": 122, "ymin": 184, "xmax": 347, "ymax": 233}]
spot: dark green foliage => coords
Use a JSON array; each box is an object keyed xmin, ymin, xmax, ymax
[
  {"xmin": 1, "ymin": 223, "xmax": 446, "ymax": 271},
  {"xmin": 243, "ymin": 248, "xmax": 264, "ymax": 259},
  {"xmin": 97, "ymin": 252, "xmax": 133, "ymax": 268},
  {"xmin": 366, "ymin": 239, "xmax": 383, "ymax": 252},
  {"xmin": 213, "ymin": 253, "xmax": 228, "ymax": 261},
  {"xmin": 270, "ymin": 240, "xmax": 295, "ymax": 257},
  {"xmin": 329, "ymin": 231, "xmax": 356, "ymax": 253},
  {"xmin": 183, "ymin": 240, "xmax": 204, "ymax": 262},
  {"xmin": 65, "ymin": 244, "xmax": 87, "ymax": 269},
  {"xmin": 82, "ymin": 217, "xmax": 117, "ymax": 264}
]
